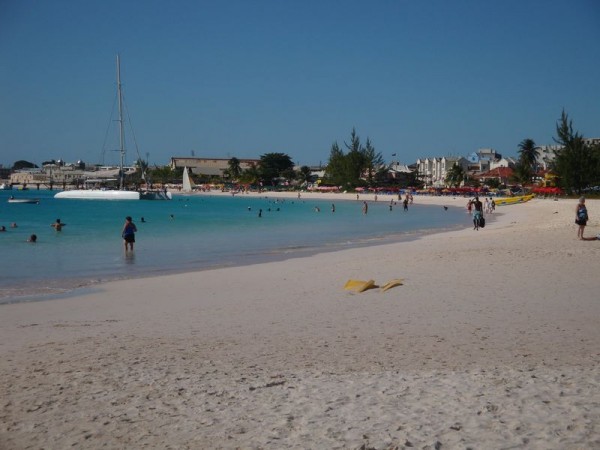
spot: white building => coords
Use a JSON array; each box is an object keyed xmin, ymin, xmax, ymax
[{"xmin": 416, "ymin": 156, "xmax": 469, "ymax": 188}]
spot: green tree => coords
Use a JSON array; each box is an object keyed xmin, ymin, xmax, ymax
[
  {"xmin": 362, "ymin": 137, "xmax": 384, "ymax": 186},
  {"xmin": 324, "ymin": 128, "xmax": 384, "ymax": 188},
  {"xmin": 148, "ymin": 165, "xmax": 181, "ymax": 185},
  {"xmin": 518, "ymin": 139, "xmax": 538, "ymax": 168},
  {"xmin": 324, "ymin": 141, "xmax": 346, "ymax": 186},
  {"xmin": 517, "ymin": 138, "xmax": 538, "ymax": 182},
  {"xmin": 227, "ymin": 157, "xmax": 242, "ymax": 180},
  {"xmin": 239, "ymin": 163, "xmax": 260, "ymax": 185},
  {"xmin": 445, "ymin": 163, "xmax": 465, "ymax": 187},
  {"xmin": 511, "ymin": 158, "xmax": 532, "ymax": 185},
  {"xmin": 298, "ymin": 165, "xmax": 312, "ymax": 184},
  {"xmin": 258, "ymin": 152, "xmax": 294, "ymax": 185},
  {"xmin": 552, "ymin": 110, "xmax": 597, "ymax": 194},
  {"xmin": 12, "ymin": 160, "xmax": 38, "ymax": 170}
]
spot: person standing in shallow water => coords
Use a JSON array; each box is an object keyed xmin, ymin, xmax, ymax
[
  {"xmin": 51, "ymin": 218, "xmax": 65, "ymax": 231},
  {"xmin": 122, "ymin": 216, "xmax": 137, "ymax": 251}
]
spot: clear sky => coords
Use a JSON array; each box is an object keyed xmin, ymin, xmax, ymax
[{"xmin": 1, "ymin": 0, "xmax": 599, "ymax": 168}]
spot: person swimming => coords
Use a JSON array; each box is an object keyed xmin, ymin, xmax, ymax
[{"xmin": 51, "ymin": 218, "xmax": 65, "ymax": 231}]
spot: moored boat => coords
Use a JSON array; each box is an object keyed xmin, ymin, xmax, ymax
[
  {"xmin": 54, "ymin": 56, "xmax": 170, "ymax": 201},
  {"xmin": 8, "ymin": 197, "xmax": 40, "ymax": 204},
  {"xmin": 54, "ymin": 190, "xmax": 140, "ymax": 200}
]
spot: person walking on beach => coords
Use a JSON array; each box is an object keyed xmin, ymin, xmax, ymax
[
  {"xmin": 575, "ymin": 196, "xmax": 590, "ymax": 240},
  {"xmin": 122, "ymin": 216, "xmax": 137, "ymax": 251},
  {"xmin": 473, "ymin": 196, "xmax": 484, "ymax": 230}
]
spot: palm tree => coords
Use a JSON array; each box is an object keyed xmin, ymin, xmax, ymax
[
  {"xmin": 298, "ymin": 166, "xmax": 312, "ymax": 184},
  {"xmin": 445, "ymin": 163, "xmax": 465, "ymax": 187},
  {"xmin": 518, "ymin": 138, "xmax": 538, "ymax": 176},
  {"xmin": 227, "ymin": 157, "xmax": 242, "ymax": 180}
]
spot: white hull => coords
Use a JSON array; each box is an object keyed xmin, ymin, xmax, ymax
[
  {"xmin": 140, "ymin": 190, "xmax": 172, "ymax": 200},
  {"xmin": 54, "ymin": 190, "xmax": 140, "ymax": 200},
  {"xmin": 8, "ymin": 198, "xmax": 40, "ymax": 204}
]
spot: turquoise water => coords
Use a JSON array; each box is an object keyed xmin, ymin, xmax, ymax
[{"xmin": 0, "ymin": 189, "xmax": 467, "ymax": 299}]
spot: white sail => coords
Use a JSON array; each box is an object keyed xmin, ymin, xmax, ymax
[{"xmin": 182, "ymin": 167, "xmax": 195, "ymax": 192}]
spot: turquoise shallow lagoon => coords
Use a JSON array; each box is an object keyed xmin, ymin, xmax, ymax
[{"xmin": 0, "ymin": 190, "xmax": 467, "ymax": 299}]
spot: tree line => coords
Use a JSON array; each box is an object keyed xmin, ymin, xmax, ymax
[
  {"xmin": 512, "ymin": 111, "xmax": 600, "ymax": 194},
  {"xmin": 445, "ymin": 110, "xmax": 600, "ymax": 195},
  {"xmin": 8, "ymin": 111, "xmax": 600, "ymax": 193}
]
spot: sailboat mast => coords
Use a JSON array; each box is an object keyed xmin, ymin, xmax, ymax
[{"xmin": 116, "ymin": 54, "xmax": 125, "ymax": 190}]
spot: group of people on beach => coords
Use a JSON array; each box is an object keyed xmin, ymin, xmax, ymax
[{"xmin": 467, "ymin": 196, "xmax": 498, "ymax": 231}]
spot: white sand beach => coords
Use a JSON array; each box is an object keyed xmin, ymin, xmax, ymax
[{"xmin": 1, "ymin": 194, "xmax": 599, "ymax": 449}]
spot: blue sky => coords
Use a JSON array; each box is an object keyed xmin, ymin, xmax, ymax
[{"xmin": 1, "ymin": 0, "xmax": 599, "ymax": 168}]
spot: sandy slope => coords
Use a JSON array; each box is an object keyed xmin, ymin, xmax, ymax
[{"xmin": 1, "ymin": 195, "xmax": 599, "ymax": 449}]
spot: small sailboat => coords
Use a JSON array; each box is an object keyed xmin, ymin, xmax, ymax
[
  {"xmin": 182, "ymin": 167, "xmax": 195, "ymax": 193},
  {"xmin": 55, "ymin": 56, "xmax": 170, "ymax": 201}
]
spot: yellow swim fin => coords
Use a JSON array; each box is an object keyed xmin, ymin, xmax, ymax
[
  {"xmin": 344, "ymin": 279, "xmax": 377, "ymax": 292},
  {"xmin": 380, "ymin": 279, "xmax": 404, "ymax": 292}
]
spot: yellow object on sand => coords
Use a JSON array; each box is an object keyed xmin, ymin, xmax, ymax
[
  {"xmin": 380, "ymin": 279, "xmax": 404, "ymax": 292},
  {"xmin": 494, "ymin": 194, "xmax": 534, "ymax": 206},
  {"xmin": 344, "ymin": 279, "xmax": 377, "ymax": 292}
]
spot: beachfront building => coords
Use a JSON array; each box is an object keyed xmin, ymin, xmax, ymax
[
  {"xmin": 490, "ymin": 156, "xmax": 517, "ymax": 170},
  {"xmin": 9, "ymin": 168, "xmax": 47, "ymax": 186},
  {"xmin": 466, "ymin": 148, "xmax": 503, "ymax": 172},
  {"xmin": 533, "ymin": 145, "xmax": 560, "ymax": 171},
  {"xmin": 385, "ymin": 161, "xmax": 415, "ymax": 184},
  {"xmin": 169, "ymin": 157, "xmax": 261, "ymax": 179},
  {"xmin": 9, "ymin": 163, "xmax": 139, "ymax": 188},
  {"xmin": 478, "ymin": 167, "xmax": 514, "ymax": 185},
  {"xmin": 416, "ymin": 156, "xmax": 468, "ymax": 188},
  {"xmin": 531, "ymin": 139, "xmax": 598, "ymax": 172}
]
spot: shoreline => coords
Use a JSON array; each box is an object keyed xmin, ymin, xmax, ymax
[
  {"xmin": 1, "ymin": 197, "xmax": 599, "ymax": 448},
  {"xmin": 0, "ymin": 192, "xmax": 473, "ymax": 304}
]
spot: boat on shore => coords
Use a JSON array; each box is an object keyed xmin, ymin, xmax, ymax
[
  {"xmin": 494, "ymin": 194, "xmax": 535, "ymax": 206},
  {"xmin": 55, "ymin": 56, "xmax": 170, "ymax": 201}
]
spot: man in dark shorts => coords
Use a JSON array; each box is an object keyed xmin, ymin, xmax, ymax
[
  {"xmin": 473, "ymin": 197, "xmax": 484, "ymax": 230},
  {"xmin": 122, "ymin": 216, "xmax": 138, "ymax": 251}
]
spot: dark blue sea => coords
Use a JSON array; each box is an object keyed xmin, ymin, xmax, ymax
[{"xmin": 0, "ymin": 189, "xmax": 468, "ymax": 300}]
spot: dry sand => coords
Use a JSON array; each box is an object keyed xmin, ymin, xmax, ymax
[{"xmin": 1, "ymin": 194, "xmax": 599, "ymax": 449}]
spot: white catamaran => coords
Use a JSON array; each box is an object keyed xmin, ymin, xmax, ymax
[{"xmin": 55, "ymin": 56, "xmax": 171, "ymax": 201}]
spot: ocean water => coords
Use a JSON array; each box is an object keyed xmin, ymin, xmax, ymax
[{"xmin": 0, "ymin": 189, "xmax": 467, "ymax": 300}]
